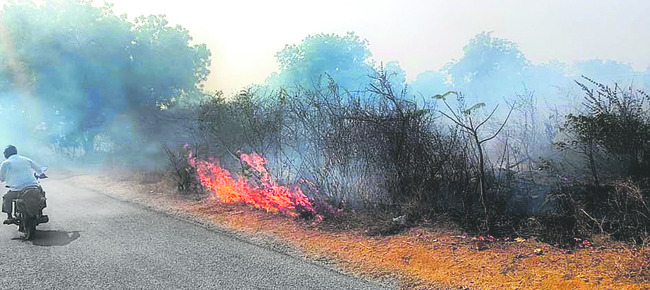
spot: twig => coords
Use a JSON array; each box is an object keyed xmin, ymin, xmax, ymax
[
  {"xmin": 359, "ymin": 242, "xmax": 372, "ymax": 249},
  {"xmin": 580, "ymin": 208, "xmax": 605, "ymax": 233}
]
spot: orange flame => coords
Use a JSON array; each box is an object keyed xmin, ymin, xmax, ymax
[{"xmin": 187, "ymin": 148, "xmax": 316, "ymax": 218}]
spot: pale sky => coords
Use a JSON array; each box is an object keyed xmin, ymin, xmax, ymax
[{"xmin": 11, "ymin": 0, "xmax": 650, "ymax": 94}]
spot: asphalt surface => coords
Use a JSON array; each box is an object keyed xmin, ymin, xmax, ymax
[{"xmin": 0, "ymin": 172, "xmax": 388, "ymax": 289}]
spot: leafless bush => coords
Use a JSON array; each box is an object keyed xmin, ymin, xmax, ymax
[
  {"xmin": 539, "ymin": 78, "xmax": 650, "ymax": 243},
  {"xmin": 178, "ymin": 71, "xmax": 518, "ymax": 234},
  {"xmin": 549, "ymin": 178, "xmax": 650, "ymax": 243},
  {"xmin": 162, "ymin": 144, "xmax": 201, "ymax": 193},
  {"xmin": 269, "ymin": 71, "xmax": 485, "ymax": 226}
]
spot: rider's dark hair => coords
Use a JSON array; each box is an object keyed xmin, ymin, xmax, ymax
[{"xmin": 4, "ymin": 145, "xmax": 17, "ymax": 159}]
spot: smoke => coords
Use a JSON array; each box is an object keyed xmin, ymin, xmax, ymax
[
  {"xmin": 415, "ymin": 33, "xmax": 647, "ymax": 109},
  {"xmin": 0, "ymin": 0, "xmax": 210, "ymax": 169},
  {"xmin": 261, "ymin": 31, "xmax": 648, "ymax": 118},
  {"xmin": 1, "ymin": 0, "xmax": 647, "ymax": 181}
]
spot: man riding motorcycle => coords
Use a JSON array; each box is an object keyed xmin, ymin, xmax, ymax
[{"xmin": 0, "ymin": 145, "xmax": 45, "ymax": 225}]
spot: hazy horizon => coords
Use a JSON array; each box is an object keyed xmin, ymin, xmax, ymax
[{"xmin": 88, "ymin": 0, "xmax": 650, "ymax": 95}]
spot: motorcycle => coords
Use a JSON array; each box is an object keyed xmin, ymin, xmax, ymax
[{"xmin": 8, "ymin": 166, "xmax": 49, "ymax": 240}]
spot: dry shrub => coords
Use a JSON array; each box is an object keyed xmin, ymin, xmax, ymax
[
  {"xmin": 275, "ymin": 72, "xmax": 477, "ymax": 223},
  {"xmin": 162, "ymin": 144, "xmax": 202, "ymax": 193},
  {"xmin": 549, "ymin": 178, "xmax": 650, "ymax": 243}
]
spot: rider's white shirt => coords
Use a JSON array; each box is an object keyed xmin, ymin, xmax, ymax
[{"xmin": 0, "ymin": 155, "xmax": 41, "ymax": 191}]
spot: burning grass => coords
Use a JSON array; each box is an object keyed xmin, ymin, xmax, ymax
[
  {"xmin": 172, "ymin": 150, "xmax": 650, "ymax": 288},
  {"xmin": 187, "ymin": 149, "xmax": 316, "ymax": 219}
]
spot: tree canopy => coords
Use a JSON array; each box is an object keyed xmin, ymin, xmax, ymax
[
  {"xmin": 266, "ymin": 32, "xmax": 374, "ymax": 92},
  {"xmin": 0, "ymin": 0, "xmax": 210, "ymax": 154},
  {"xmin": 444, "ymin": 32, "xmax": 529, "ymax": 104}
]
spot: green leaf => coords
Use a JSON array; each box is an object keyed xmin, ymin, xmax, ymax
[
  {"xmin": 464, "ymin": 103, "xmax": 485, "ymax": 115},
  {"xmin": 432, "ymin": 91, "xmax": 457, "ymax": 100}
]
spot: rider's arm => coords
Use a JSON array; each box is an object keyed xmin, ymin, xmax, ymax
[
  {"xmin": 27, "ymin": 158, "xmax": 42, "ymax": 175},
  {"xmin": 0, "ymin": 161, "xmax": 6, "ymax": 182}
]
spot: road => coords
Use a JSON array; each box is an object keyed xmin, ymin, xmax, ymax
[{"xmin": 0, "ymin": 172, "xmax": 388, "ymax": 289}]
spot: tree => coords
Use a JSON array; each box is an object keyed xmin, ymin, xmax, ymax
[
  {"xmin": 444, "ymin": 32, "xmax": 528, "ymax": 105},
  {"xmin": 558, "ymin": 76, "xmax": 650, "ymax": 181},
  {"xmin": 0, "ymin": 0, "xmax": 211, "ymax": 157},
  {"xmin": 383, "ymin": 61, "xmax": 406, "ymax": 94},
  {"xmin": 409, "ymin": 70, "xmax": 450, "ymax": 99},
  {"xmin": 268, "ymin": 32, "xmax": 374, "ymax": 92},
  {"xmin": 434, "ymin": 91, "xmax": 514, "ymax": 232},
  {"xmin": 128, "ymin": 14, "xmax": 211, "ymax": 109}
]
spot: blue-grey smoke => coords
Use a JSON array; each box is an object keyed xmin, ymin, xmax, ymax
[{"xmin": 0, "ymin": 1, "xmax": 210, "ymax": 168}]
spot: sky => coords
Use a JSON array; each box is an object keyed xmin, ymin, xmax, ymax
[{"xmin": 86, "ymin": 0, "xmax": 650, "ymax": 94}]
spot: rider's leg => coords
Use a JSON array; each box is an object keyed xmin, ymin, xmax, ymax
[{"xmin": 2, "ymin": 191, "xmax": 20, "ymax": 223}]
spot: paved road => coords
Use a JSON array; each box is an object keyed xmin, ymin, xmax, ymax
[{"xmin": 0, "ymin": 172, "xmax": 388, "ymax": 289}]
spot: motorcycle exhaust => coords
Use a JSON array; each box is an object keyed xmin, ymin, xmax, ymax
[{"xmin": 37, "ymin": 215, "xmax": 48, "ymax": 224}]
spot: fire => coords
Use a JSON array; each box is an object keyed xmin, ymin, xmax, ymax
[{"xmin": 187, "ymin": 149, "xmax": 316, "ymax": 218}]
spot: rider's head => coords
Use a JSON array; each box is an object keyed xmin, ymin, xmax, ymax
[{"xmin": 3, "ymin": 145, "xmax": 17, "ymax": 159}]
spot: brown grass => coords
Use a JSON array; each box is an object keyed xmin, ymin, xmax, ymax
[{"xmin": 69, "ymin": 170, "xmax": 650, "ymax": 289}]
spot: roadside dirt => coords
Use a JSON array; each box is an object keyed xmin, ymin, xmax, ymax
[{"xmin": 66, "ymin": 170, "xmax": 650, "ymax": 289}]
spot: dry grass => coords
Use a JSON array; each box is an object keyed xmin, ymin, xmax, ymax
[{"xmin": 69, "ymin": 170, "xmax": 650, "ymax": 289}]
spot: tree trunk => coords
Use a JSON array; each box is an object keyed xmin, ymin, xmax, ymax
[{"xmin": 473, "ymin": 132, "xmax": 489, "ymax": 233}]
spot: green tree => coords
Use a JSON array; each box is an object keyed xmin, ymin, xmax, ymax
[
  {"xmin": 268, "ymin": 32, "xmax": 374, "ymax": 92},
  {"xmin": 128, "ymin": 14, "xmax": 210, "ymax": 108},
  {"xmin": 0, "ymin": 0, "xmax": 211, "ymax": 156},
  {"xmin": 558, "ymin": 76, "xmax": 650, "ymax": 181},
  {"xmin": 444, "ymin": 32, "xmax": 529, "ymax": 104}
]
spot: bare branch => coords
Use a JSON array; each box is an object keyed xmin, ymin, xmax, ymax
[
  {"xmin": 479, "ymin": 103, "xmax": 514, "ymax": 144},
  {"xmin": 440, "ymin": 97, "xmax": 465, "ymax": 125},
  {"xmin": 438, "ymin": 110, "xmax": 472, "ymax": 132},
  {"xmin": 475, "ymin": 105, "xmax": 499, "ymax": 131}
]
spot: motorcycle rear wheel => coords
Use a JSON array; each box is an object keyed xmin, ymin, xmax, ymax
[{"xmin": 23, "ymin": 216, "xmax": 35, "ymax": 240}]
